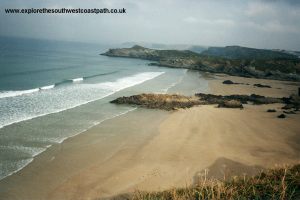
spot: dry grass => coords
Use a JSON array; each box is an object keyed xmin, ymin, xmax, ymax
[{"xmin": 127, "ymin": 164, "xmax": 300, "ymax": 200}]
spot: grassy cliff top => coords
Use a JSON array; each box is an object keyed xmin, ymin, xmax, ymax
[{"xmin": 111, "ymin": 164, "xmax": 300, "ymax": 200}]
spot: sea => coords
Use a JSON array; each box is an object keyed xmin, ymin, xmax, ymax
[{"xmin": 0, "ymin": 36, "xmax": 208, "ymax": 181}]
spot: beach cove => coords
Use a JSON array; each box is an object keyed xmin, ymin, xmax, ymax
[{"xmin": 0, "ymin": 71, "xmax": 299, "ymax": 200}]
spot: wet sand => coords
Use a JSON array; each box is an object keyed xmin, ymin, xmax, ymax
[{"xmin": 0, "ymin": 74, "xmax": 300, "ymax": 200}]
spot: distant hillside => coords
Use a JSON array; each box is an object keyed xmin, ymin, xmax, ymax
[
  {"xmin": 201, "ymin": 46, "xmax": 299, "ymax": 60},
  {"xmin": 101, "ymin": 45, "xmax": 300, "ymax": 81},
  {"xmin": 188, "ymin": 45, "xmax": 208, "ymax": 54},
  {"xmin": 121, "ymin": 42, "xmax": 208, "ymax": 53},
  {"xmin": 273, "ymin": 49, "xmax": 300, "ymax": 58}
]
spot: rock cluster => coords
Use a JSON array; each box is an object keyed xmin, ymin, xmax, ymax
[
  {"xmin": 195, "ymin": 93, "xmax": 282, "ymax": 105},
  {"xmin": 111, "ymin": 93, "xmax": 202, "ymax": 111},
  {"xmin": 111, "ymin": 93, "xmax": 300, "ymax": 111}
]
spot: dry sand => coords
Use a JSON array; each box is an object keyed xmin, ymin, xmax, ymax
[
  {"xmin": 0, "ymin": 74, "xmax": 299, "ymax": 200},
  {"xmin": 210, "ymin": 74, "xmax": 299, "ymax": 97}
]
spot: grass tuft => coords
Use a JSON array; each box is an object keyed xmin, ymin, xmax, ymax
[{"xmin": 128, "ymin": 164, "xmax": 300, "ymax": 200}]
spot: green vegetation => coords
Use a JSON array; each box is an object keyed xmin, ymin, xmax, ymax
[
  {"xmin": 155, "ymin": 49, "xmax": 200, "ymax": 59},
  {"xmin": 199, "ymin": 46, "xmax": 300, "ymax": 75},
  {"xmin": 201, "ymin": 46, "xmax": 299, "ymax": 60},
  {"xmin": 251, "ymin": 59, "xmax": 300, "ymax": 74},
  {"xmin": 129, "ymin": 165, "xmax": 300, "ymax": 200}
]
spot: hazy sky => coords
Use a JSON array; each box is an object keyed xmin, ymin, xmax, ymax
[{"xmin": 1, "ymin": 0, "xmax": 300, "ymax": 50}]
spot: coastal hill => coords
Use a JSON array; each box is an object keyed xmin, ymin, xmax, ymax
[
  {"xmin": 121, "ymin": 42, "xmax": 208, "ymax": 53},
  {"xmin": 101, "ymin": 45, "xmax": 300, "ymax": 81},
  {"xmin": 201, "ymin": 45, "xmax": 299, "ymax": 60}
]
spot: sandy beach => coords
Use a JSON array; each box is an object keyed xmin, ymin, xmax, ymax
[{"xmin": 0, "ymin": 74, "xmax": 299, "ymax": 200}]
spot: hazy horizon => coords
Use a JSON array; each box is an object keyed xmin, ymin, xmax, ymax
[{"xmin": 1, "ymin": 0, "xmax": 300, "ymax": 51}]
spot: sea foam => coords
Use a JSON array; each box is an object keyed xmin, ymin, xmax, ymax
[
  {"xmin": 72, "ymin": 77, "xmax": 83, "ymax": 82},
  {"xmin": 0, "ymin": 108, "xmax": 137, "ymax": 181},
  {"xmin": 40, "ymin": 85, "xmax": 55, "ymax": 90},
  {"xmin": 0, "ymin": 72, "xmax": 164, "ymax": 129},
  {"xmin": 0, "ymin": 88, "xmax": 40, "ymax": 99}
]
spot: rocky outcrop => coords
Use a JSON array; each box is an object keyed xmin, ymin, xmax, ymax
[
  {"xmin": 284, "ymin": 111, "xmax": 296, "ymax": 114},
  {"xmin": 111, "ymin": 93, "xmax": 300, "ymax": 111},
  {"xmin": 254, "ymin": 84, "xmax": 271, "ymax": 88},
  {"xmin": 110, "ymin": 93, "xmax": 202, "ymax": 111},
  {"xmin": 277, "ymin": 114, "xmax": 286, "ymax": 118},
  {"xmin": 282, "ymin": 94, "xmax": 300, "ymax": 110},
  {"xmin": 218, "ymin": 100, "xmax": 243, "ymax": 108},
  {"xmin": 223, "ymin": 80, "xmax": 236, "ymax": 84},
  {"xmin": 195, "ymin": 93, "xmax": 283, "ymax": 105},
  {"xmin": 222, "ymin": 80, "xmax": 250, "ymax": 85}
]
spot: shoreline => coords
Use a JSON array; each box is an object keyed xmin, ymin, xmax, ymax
[
  {"xmin": 0, "ymin": 108, "xmax": 170, "ymax": 200},
  {"xmin": 0, "ymin": 73, "xmax": 299, "ymax": 200},
  {"xmin": 0, "ymin": 107, "xmax": 138, "ymax": 182},
  {"xmin": 0, "ymin": 67, "xmax": 186, "ymax": 182}
]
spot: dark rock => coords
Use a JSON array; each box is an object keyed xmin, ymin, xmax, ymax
[
  {"xmin": 148, "ymin": 63, "xmax": 159, "ymax": 66},
  {"xmin": 223, "ymin": 80, "xmax": 235, "ymax": 84},
  {"xmin": 283, "ymin": 111, "xmax": 296, "ymax": 114},
  {"xmin": 195, "ymin": 93, "xmax": 282, "ymax": 105},
  {"xmin": 282, "ymin": 104, "xmax": 294, "ymax": 110},
  {"xmin": 222, "ymin": 80, "xmax": 246, "ymax": 85},
  {"xmin": 253, "ymin": 84, "xmax": 271, "ymax": 88},
  {"xmin": 267, "ymin": 109, "xmax": 276, "ymax": 112},
  {"xmin": 290, "ymin": 94, "xmax": 300, "ymax": 105},
  {"xmin": 282, "ymin": 94, "xmax": 300, "ymax": 110},
  {"xmin": 249, "ymin": 94, "xmax": 282, "ymax": 104},
  {"xmin": 277, "ymin": 114, "xmax": 286, "ymax": 118},
  {"xmin": 218, "ymin": 100, "xmax": 243, "ymax": 109}
]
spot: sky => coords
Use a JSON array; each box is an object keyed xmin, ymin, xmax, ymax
[{"xmin": 0, "ymin": 0, "xmax": 300, "ymax": 50}]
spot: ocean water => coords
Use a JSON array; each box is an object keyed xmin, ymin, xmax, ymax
[{"xmin": 0, "ymin": 36, "xmax": 208, "ymax": 180}]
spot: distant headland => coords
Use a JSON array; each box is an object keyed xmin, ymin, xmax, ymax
[{"xmin": 102, "ymin": 45, "xmax": 300, "ymax": 81}]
